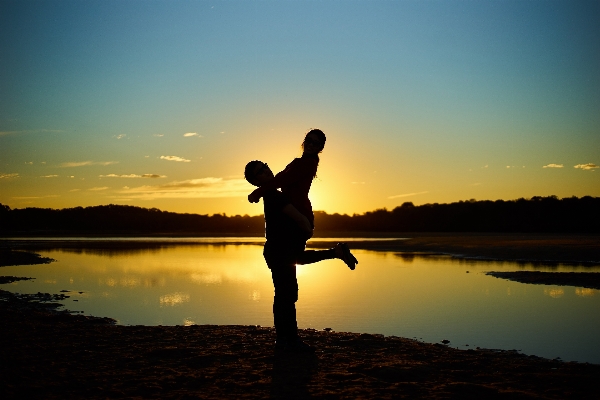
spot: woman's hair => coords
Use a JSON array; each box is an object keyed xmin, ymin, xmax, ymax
[{"xmin": 303, "ymin": 129, "xmax": 326, "ymax": 152}]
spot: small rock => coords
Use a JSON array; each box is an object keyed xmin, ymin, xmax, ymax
[{"xmin": 441, "ymin": 339, "xmax": 450, "ymax": 345}]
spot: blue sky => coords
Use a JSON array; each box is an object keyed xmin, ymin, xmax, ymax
[{"xmin": 1, "ymin": 0, "xmax": 598, "ymax": 215}]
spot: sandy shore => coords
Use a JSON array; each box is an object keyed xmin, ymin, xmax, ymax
[
  {"xmin": 486, "ymin": 271, "xmax": 600, "ymax": 290},
  {"xmin": 1, "ymin": 235, "xmax": 600, "ymax": 398},
  {"xmin": 1, "ymin": 289, "xmax": 599, "ymax": 399}
]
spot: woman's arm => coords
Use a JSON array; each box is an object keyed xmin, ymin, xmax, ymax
[{"xmin": 248, "ymin": 158, "xmax": 315, "ymax": 203}]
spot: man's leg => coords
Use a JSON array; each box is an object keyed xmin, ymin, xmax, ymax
[
  {"xmin": 265, "ymin": 243, "xmax": 316, "ymax": 352},
  {"xmin": 264, "ymin": 244, "xmax": 299, "ymax": 343},
  {"xmin": 270, "ymin": 263, "xmax": 298, "ymax": 343}
]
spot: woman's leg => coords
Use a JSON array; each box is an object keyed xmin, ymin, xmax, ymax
[{"xmin": 295, "ymin": 248, "xmax": 336, "ymax": 265}]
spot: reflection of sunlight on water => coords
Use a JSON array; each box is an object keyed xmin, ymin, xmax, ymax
[
  {"xmin": 143, "ymin": 278, "xmax": 165, "ymax": 287},
  {"xmin": 544, "ymin": 288, "xmax": 565, "ymax": 298},
  {"xmin": 159, "ymin": 292, "xmax": 190, "ymax": 307},
  {"xmin": 44, "ymin": 279, "xmax": 57, "ymax": 284},
  {"xmin": 121, "ymin": 277, "xmax": 140, "ymax": 287},
  {"xmin": 575, "ymin": 288, "xmax": 597, "ymax": 297},
  {"xmin": 101, "ymin": 277, "xmax": 142, "ymax": 287},
  {"xmin": 249, "ymin": 290, "xmax": 261, "ymax": 301},
  {"xmin": 5, "ymin": 242, "xmax": 598, "ymax": 364},
  {"xmin": 190, "ymin": 273, "xmax": 222, "ymax": 285}
]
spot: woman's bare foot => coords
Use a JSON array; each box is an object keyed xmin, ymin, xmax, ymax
[{"xmin": 335, "ymin": 243, "xmax": 358, "ymax": 270}]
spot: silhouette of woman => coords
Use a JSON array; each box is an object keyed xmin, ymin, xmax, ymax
[
  {"xmin": 248, "ymin": 128, "xmax": 326, "ymax": 229},
  {"xmin": 247, "ymin": 129, "xmax": 356, "ymax": 352}
]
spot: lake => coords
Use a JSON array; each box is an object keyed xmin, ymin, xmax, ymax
[{"xmin": 2, "ymin": 238, "xmax": 599, "ymax": 364}]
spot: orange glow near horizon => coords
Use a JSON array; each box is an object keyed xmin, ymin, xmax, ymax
[{"xmin": 1, "ymin": 2, "xmax": 599, "ymax": 216}]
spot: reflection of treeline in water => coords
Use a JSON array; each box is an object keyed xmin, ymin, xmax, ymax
[{"xmin": 1, "ymin": 195, "xmax": 599, "ymax": 234}]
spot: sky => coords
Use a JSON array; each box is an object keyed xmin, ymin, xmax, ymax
[{"xmin": 1, "ymin": 0, "xmax": 599, "ymax": 217}]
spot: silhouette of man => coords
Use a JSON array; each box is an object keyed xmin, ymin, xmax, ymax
[{"xmin": 244, "ymin": 160, "xmax": 357, "ymax": 352}]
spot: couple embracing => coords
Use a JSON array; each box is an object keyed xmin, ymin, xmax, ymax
[{"xmin": 244, "ymin": 129, "xmax": 358, "ymax": 353}]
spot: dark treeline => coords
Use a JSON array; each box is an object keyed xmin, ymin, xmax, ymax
[
  {"xmin": 0, "ymin": 204, "xmax": 264, "ymax": 234},
  {"xmin": 1, "ymin": 195, "xmax": 599, "ymax": 234},
  {"xmin": 314, "ymin": 196, "xmax": 600, "ymax": 233}
]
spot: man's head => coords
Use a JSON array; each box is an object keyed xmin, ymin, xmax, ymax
[{"xmin": 244, "ymin": 160, "xmax": 274, "ymax": 186}]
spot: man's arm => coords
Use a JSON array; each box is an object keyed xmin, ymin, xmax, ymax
[{"xmin": 282, "ymin": 204, "xmax": 313, "ymax": 239}]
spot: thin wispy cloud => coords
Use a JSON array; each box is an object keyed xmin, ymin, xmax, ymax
[
  {"xmin": 0, "ymin": 129, "xmax": 63, "ymax": 137},
  {"xmin": 141, "ymin": 174, "xmax": 166, "ymax": 178},
  {"xmin": 41, "ymin": 175, "xmax": 59, "ymax": 178},
  {"xmin": 117, "ymin": 177, "xmax": 253, "ymax": 200},
  {"xmin": 0, "ymin": 173, "xmax": 19, "ymax": 179},
  {"xmin": 574, "ymin": 163, "xmax": 598, "ymax": 170},
  {"xmin": 12, "ymin": 195, "xmax": 59, "ymax": 199},
  {"xmin": 99, "ymin": 174, "xmax": 166, "ymax": 178},
  {"xmin": 543, "ymin": 164, "xmax": 563, "ymax": 168},
  {"xmin": 60, "ymin": 161, "xmax": 119, "ymax": 167},
  {"xmin": 100, "ymin": 174, "xmax": 140, "ymax": 178},
  {"xmin": 153, "ymin": 134, "xmax": 164, "ymax": 137},
  {"xmin": 160, "ymin": 155, "xmax": 191, "ymax": 163},
  {"xmin": 183, "ymin": 132, "xmax": 201, "ymax": 137},
  {"xmin": 114, "ymin": 134, "xmax": 126, "ymax": 139},
  {"xmin": 388, "ymin": 191, "xmax": 429, "ymax": 199},
  {"xmin": 63, "ymin": 161, "xmax": 93, "ymax": 167},
  {"xmin": 88, "ymin": 186, "xmax": 109, "ymax": 191}
]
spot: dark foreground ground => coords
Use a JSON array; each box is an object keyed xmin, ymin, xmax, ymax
[
  {"xmin": 1, "ymin": 289, "xmax": 599, "ymax": 400},
  {"xmin": 1, "ymin": 234, "xmax": 600, "ymax": 399}
]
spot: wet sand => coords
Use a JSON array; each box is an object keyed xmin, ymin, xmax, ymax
[
  {"xmin": 1, "ymin": 236, "xmax": 600, "ymax": 398},
  {"xmin": 0, "ymin": 249, "xmax": 55, "ymax": 267},
  {"xmin": 486, "ymin": 271, "xmax": 600, "ymax": 290}
]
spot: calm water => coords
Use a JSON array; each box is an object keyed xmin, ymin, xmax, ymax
[{"xmin": 2, "ymin": 238, "xmax": 599, "ymax": 364}]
